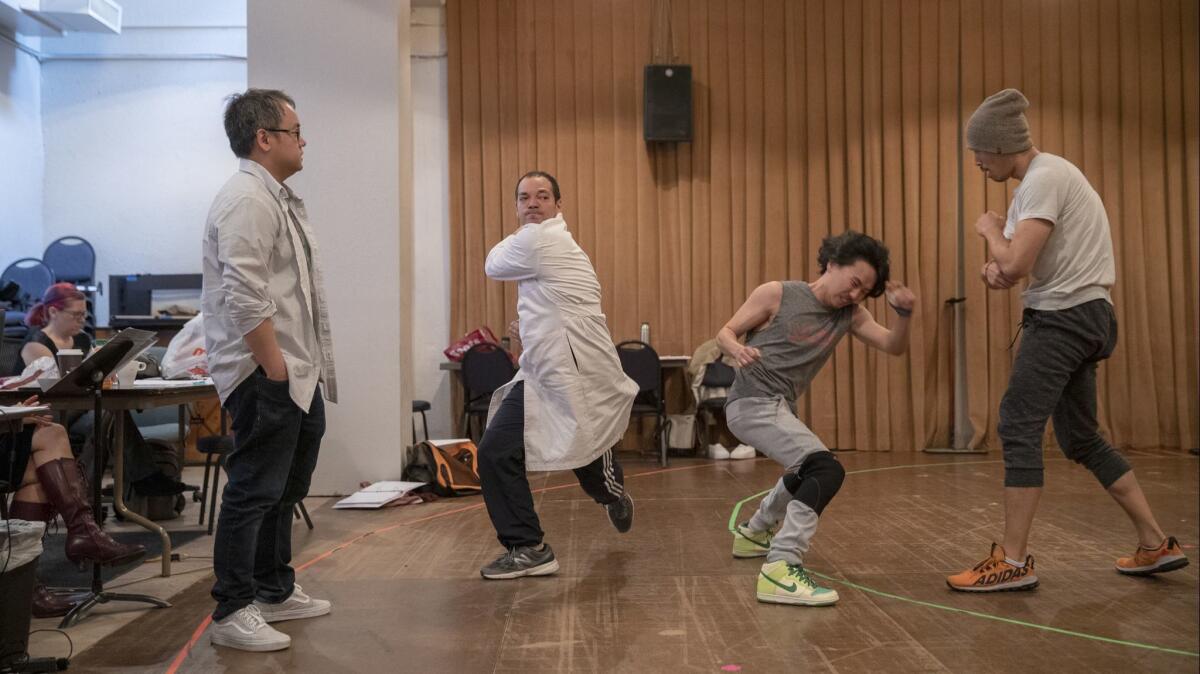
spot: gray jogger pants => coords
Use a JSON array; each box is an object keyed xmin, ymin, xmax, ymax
[{"xmin": 727, "ymin": 396, "xmax": 833, "ymax": 565}]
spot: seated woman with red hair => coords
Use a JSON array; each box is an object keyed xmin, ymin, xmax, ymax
[{"xmin": 14, "ymin": 283, "xmax": 185, "ymax": 498}]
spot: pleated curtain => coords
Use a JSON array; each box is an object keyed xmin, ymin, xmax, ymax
[{"xmin": 447, "ymin": 0, "xmax": 1199, "ymax": 451}]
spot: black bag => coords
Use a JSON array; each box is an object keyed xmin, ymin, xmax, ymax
[
  {"xmin": 124, "ymin": 439, "xmax": 186, "ymax": 521},
  {"xmin": 401, "ymin": 440, "xmax": 481, "ymax": 497}
]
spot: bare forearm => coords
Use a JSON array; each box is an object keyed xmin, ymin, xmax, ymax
[
  {"xmin": 884, "ymin": 315, "xmax": 912, "ymax": 355},
  {"xmin": 716, "ymin": 327, "xmax": 742, "ymax": 359},
  {"xmin": 243, "ymin": 318, "xmax": 287, "ymax": 379},
  {"xmin": 983, "ymin": 231, "xmax": 1024, "ymax": 279}
]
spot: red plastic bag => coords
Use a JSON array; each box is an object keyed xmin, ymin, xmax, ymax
[{"xmin": 443, "ymin": 326, "xmax": 499, "ymax": 362}]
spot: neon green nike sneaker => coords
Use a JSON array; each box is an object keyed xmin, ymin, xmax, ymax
[
  {"xmin": 732, "ymin": 522, "xmax": 773, "ymax": 558},
  {"xmin": 756, "ymin": 560, "xmax": 839, "ymax": 606}
]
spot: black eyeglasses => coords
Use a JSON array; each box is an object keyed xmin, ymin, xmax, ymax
[{"xmin": 263, "ymin": 127, "xmax": 302, "ymax": 141}]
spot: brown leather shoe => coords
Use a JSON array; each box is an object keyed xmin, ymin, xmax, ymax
[
  {"xmin": 31, "ymin": 581, "xmax": 80, "ymax": 619},
  {"xmin": 8, "ymin": 501, "xmax": 83, "ymax": 618},
  {"xmin": 32, "ymin": 458, "xmax": 145, "ymax": 568}
]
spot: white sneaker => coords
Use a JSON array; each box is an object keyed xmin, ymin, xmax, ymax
[
  {"xmin": 708, "ymin": 443, "xmax": 731, "ymax": 460},
  {"xmin": 730, "ymin": 444, "xmax": 756, "ymax": 460},
  {"xmin": 253, "ymin": 584, "xmax": 331, "ymax": 622},
  {"xmin": 210, "ymin": 604, "xmax": 291, "ymax": 652}
]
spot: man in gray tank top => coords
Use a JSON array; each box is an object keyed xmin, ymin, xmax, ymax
[{"xmin": 717, "ymin": 230, "xmax": 915, "ymax": 606}]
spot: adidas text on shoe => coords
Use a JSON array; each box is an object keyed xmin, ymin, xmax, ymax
[
  {"xmin": 732, "ymin": 522, "xmax": 773, "ymax": 558},
  {"xmin": 946, "ymin": 543, "xmax": 1038, "ymax": 592},
  {"xmin": 756, "ymin": 560, "xmax": 839, "ymax": 606},
  {"xmin": 253, "ymin": 584, "xmax": 331, "ymax": 622},
  {"xmin": 1116, "ymin": 536, "xmax": 1190, "ymax": 576},
  {"xmin": 210, "ymin": 605, "xmax": 291, "ymax": 652},
  {"xmin": 480, "ymin": 544, "xmax": 560, "ymax": 580},
  {"xmin": 606, "ymin": 493, "xmax": 634, "ymax": 533}
]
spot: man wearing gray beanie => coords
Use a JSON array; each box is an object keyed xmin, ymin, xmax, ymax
[{"xmin": 947, "ymin": 88, "xmax": 1188, "ymax": 593}]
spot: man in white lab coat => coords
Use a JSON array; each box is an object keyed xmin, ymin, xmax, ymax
[{"xmin": 477, "ymin": 171, "xmax": 638, "ymax": 580}]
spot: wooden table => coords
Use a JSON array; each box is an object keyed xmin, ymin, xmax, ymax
[{"xmin": 0, "ymin": 382, "xmax": 218, "ymax": 577}]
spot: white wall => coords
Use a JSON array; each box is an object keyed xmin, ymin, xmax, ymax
[
  {"xmin": 40, "ymin": 60, "xmax": 245, "ymax": 323},
  {"xmin": 0, "ymin": 38, "xmax": 43, "ymax": 262},
  {"xmin": 250, "ymin": 0, "xmax": 413, "ymax": 494},
  {"xmin": 410, "ymin": 6, "xmax": 452, "ymax": 440},
  {"xmin": 36, "ymin": 0, "xmax": 246, "ymax": 324}
]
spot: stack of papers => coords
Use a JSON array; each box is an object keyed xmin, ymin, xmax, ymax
[{"xmin": 333, "ymin": 481, "xmax": 426, "ymax": 509}]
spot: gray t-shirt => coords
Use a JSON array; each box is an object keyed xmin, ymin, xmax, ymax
[
  {"xmin": 728, "ymin": 281, "xmax": 855, "ymax": 405},
  {"xmin": 1006, "ymin": 152, "xmax": 1115, "ymax": 310}
]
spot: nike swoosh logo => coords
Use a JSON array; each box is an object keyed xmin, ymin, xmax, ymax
[{"xmin": 761, "ymin": 572, "xmax": 797, "ymax": 593}]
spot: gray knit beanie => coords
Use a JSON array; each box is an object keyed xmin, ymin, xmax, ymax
[{"xmin": 966, "ymin": 88, "xmax": 1032, "ymax": 154}]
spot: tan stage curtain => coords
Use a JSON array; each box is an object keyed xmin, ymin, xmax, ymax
[
  {"xmin": 448, "ymin": 0, "xmax": 1198, "ymax": 452},
  {"xmin": 961, "ymin": 0, "xmax": 1199, "ymax": 451}
]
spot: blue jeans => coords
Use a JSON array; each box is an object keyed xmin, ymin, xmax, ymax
[{"xmin": 211, "ymin": 369, "xmax": 324, "ymax": 621}]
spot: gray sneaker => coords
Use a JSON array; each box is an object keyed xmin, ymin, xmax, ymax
[
  {"xmin": 210, "ymin": 604, "xmax": 291, "ymax": 652},
  {"xmin": 480, "ymin": 544, "xmax": 559, "ymax": 580},
  {"xmin": 606, "ymin": 493, "xmax": 634, "ymax": 533},
  {"xmin": 253, "ymin": 584, "xmax": 331, "ymax": 622}
]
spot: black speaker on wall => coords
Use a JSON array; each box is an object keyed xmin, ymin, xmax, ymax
[{"xmin": 644, "ymin": 64, "xmax": 692, "ymax": 142}]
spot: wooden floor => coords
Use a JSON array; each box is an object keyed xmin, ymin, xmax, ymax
[{"xmin": 72, "ymin": 449, "xmax": 1198, "ymax": 673}]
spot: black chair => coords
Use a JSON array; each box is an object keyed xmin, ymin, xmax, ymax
[
  {"xmin": 42, "ymin": 237, "xmax": 96, "ymax": 285},
  {"xmin": 460, "ymin": 342, "xmax": 516, "ymax": 441},
  {"xmin": 0, "ymin": 259, "xmax": 54, "ymax": 311},
  {"xmin": 696, "ymin": 360, "xmax": 736, "ymax": 451},
  {"xmin": 616, "ymin": 340, "xmax": 671, "ymax": 467},
  {"xmin": 0, "ymin": 309, "xmax": 10, "ymax": 376},
  {"xmin": 412, "ymin": 400, "xmax": 431, "ymax": 443},
  {"xmin": 197, "ymin": 409, "xmax": 313, "ymax": 535}
]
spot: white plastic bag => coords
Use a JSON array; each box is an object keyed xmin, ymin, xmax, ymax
[
  {"xmin": 20, "ymin": 355, "xmax": 58, "ymax": 380},
  {"xmin": 162, "ymin": 314, "xmax": 208, "ymax": 379}
]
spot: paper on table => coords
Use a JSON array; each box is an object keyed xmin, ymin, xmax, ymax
[
  {"xmin": 131, "ymin": 377, "xmax": 214, "ymax": 389},
  {"xmin": 333, "ymin": 480, "xmax": 426, "ymax": 509},
  {"xmin": 0, "ymin": 405, "xmax": 51, "ymax": 417}
]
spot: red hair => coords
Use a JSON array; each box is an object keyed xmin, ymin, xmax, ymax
[{"xmin": 26, "ymin": 282, "xmax": 86, "ymax": 328}]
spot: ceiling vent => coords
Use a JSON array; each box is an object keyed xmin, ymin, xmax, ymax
[{"xmin": 25, "ymin": 0, "xmax": 122, "ymax": 35}]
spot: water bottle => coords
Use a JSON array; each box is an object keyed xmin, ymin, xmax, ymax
[{"xmin": 640, "ymin": 322, "xmax": 650, "ymax": 345}]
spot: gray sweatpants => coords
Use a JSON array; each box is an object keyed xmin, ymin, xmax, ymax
[{"xmin": 726, "ymin": 396, "xmax": 829, "ymax": 565}]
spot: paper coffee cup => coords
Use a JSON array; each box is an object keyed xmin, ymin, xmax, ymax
[{"xmin": 56, "ymin": 349, "xmax": 83, "ymax": 377}]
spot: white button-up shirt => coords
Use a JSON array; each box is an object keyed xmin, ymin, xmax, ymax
[{"xmin": 201, "ymin": 159, "xmax": 337, "ymax": 411}]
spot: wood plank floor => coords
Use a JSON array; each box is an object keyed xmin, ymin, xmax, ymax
[{"xmin": 71, "ymin": 449, "xmax": 1198, "ymax": 673}]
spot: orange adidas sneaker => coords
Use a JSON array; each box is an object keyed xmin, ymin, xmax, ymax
[
  {"xmin": 947, "ymin": 543, "xmax": 1038, "ymax": 592},
  {"xmin": 1115, "ymin": 536, "xmax": 1189, "ymax": 576}
]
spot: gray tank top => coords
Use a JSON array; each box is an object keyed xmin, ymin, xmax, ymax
[{"xmin": 728, "ymin": 281, "xmax": 855, "ymax": 405}]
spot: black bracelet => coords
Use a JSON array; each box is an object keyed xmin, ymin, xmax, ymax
[{"xmin": 889, "ymin": 303, "xmax": 912, "ymax": 318}]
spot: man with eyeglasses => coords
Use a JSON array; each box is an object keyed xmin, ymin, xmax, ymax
[{"xmin": 202, "ymin": 88, "xmax": 337, "ymax": 652}]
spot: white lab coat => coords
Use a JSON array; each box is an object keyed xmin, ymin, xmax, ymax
[{"xmin": 484, "ymin": 214, "xmax": 637, "ymax": 471}]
